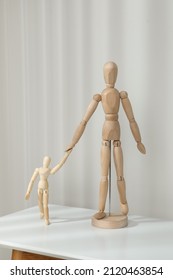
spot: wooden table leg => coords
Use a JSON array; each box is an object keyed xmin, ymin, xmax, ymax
[{"xmin": 11, "ymin": 249, "xmax": 62, "ymax": 260}]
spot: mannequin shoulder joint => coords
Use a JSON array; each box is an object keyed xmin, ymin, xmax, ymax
[
  {"xmin": 120, "ymin": 91, "xmax": 128, "ymax": 99},
  {"xmin": 93, "ymin": 94, "xmax": 102, "ymax": 102}
]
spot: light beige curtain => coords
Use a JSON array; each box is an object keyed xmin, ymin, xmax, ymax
[{"xmin": 0, "ymin": 0, "xmax": 173, "ymax": 232}]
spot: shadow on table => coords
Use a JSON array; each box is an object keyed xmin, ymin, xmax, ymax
[
  {"xmin": 50, "ymin": 216, "xmax": 139, "ymax": 228},
  {"xmin": 50, "ymin": 215, "xmax": 92, "ymax": 224}
]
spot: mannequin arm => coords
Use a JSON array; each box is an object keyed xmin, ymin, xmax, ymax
[
  {"xmin": 65, "ymin": 94, "xmax": 101, "ymax": 151},
  {"xmin": 50, "ymin": 150, "xmax": 72, "ymax": 175},
  {"xmin": 25, "ymin": 168, "xmax": 39, "ymax": 200},
  {"xmin": 120, "ymin": 91, "xmax": 146, "ymax": 154}
]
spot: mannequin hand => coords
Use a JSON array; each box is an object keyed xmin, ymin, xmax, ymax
[
  {"xmin": 25, "ymin": 192, "xmax": 30, "ymax": 200},
  {"xmin": 137, "ymin": 142, "xmax": 146, "ymax": 154}
]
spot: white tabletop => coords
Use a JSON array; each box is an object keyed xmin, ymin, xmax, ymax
[{"xmin": 0, "ymin": 204, "xmax": 173, "ymax": 259}]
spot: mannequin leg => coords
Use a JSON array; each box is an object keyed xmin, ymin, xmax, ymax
[
  {"xmin": 43, "ymin": 190, "xmax": 50, "ymax": 225},
  {"xmin": 113, "ymin": 140, "xmax": 128, "ymax": 215},
  {"xmin": 38, "ymin": 189, "xmax": 44, "ymax": 219},
  {"xmin": 94, "ymin": 140, "xmax": 111, "ymax": 219}
]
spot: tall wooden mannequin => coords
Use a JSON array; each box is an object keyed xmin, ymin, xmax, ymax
[
  {"xmin": 25, "ymin": 151, "xmax": 71, "ymax": 225},
  {"xmin": 65, "ymin": 61, "xmax": 146, "ymax": 228}
]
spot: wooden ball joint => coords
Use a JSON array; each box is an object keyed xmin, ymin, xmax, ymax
[{"xmin": 65, "ymin": 61, "xmax": 146, "ymax": 229}]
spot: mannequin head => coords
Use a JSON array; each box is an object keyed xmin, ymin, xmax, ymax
[
  {"xmin": 103, "ymin": 61, "xmax": 118, "ymax": 88},
  {"xmin": 43, "ymin": 156, "xmax": 51, "ymax": 168}
]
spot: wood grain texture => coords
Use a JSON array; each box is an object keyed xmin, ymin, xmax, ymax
[{"xmin": 11, "ymin": 250, "xmax": 62, "ymax": 260}]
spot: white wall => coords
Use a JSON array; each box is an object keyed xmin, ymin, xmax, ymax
[{"xmin": 0, "ymin": 0, "xmax": 173, "ymax": 259}]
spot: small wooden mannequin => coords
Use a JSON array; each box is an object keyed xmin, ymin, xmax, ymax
[
  {"xmin": 65, "ymin": 61, "xmax": 146, "ymax": 228},
  {"xmin": 25, "ymin": 151, "xmax": 71, "ymax": 225}
]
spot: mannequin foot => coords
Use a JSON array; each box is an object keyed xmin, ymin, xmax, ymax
[
  {"xmin": 45, "ymin": 219, "xmax": 50, "ymax": 225},
  {"xmin": 93, "ymin": 211, "xmax": 106, "ymax": 220},
  {"xmin": 120, "ymin": 203, "xmax": 129, "ymax": 215},
  {"xmin": 40, "ymin": 212, "xmax": 44, "ymax": 219}
]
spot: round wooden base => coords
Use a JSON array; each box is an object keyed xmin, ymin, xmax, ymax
[{"xmin": 91, "ymin": 213, "xmax": 128, "ymax": 229}]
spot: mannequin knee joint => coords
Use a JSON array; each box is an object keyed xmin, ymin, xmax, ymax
[
  {"xmin": 102, "ymin": 140, "xmax": 110, "ymax": 147},
  {"xmin": 117, "ymin": 176, "xmax": 124, "ymax": 181},
  {"xmin": 113, "ymin": 140, "xmax": 121, "ymax": 147}
]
